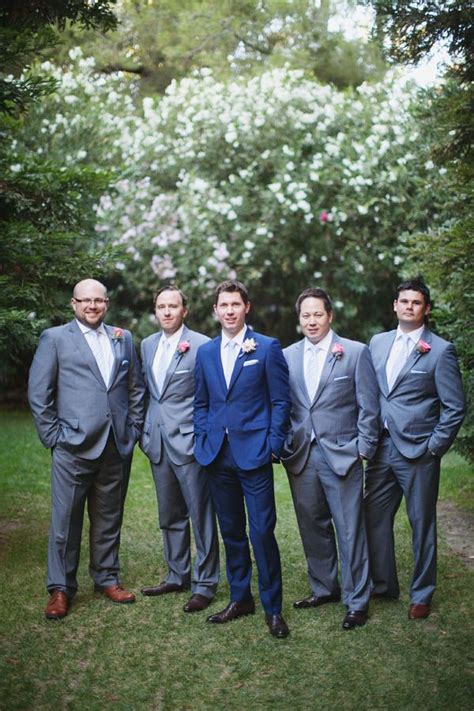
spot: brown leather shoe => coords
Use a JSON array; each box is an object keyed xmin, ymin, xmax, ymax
[
  {"xmin": 45, "ymin": 589, "xmax": 69, "ymax": 620},
  {"xmin": 141, "ymin": 582, "xmax": 189, "ymax": 597},
  {"xmin": 183, "ymin": 594, "xmax": 212, "ymax": 613},
  {"xmin": 293, "ymin": 593, "xmax": 341, "ymax": 609},
  {"xmin": 265, "ymin": 613, "xmax": 290, "ymax": 638},
  {"xmin": 207, "ymin": 599, "xmax": 255, "ymax": 623},
  {"xmin": 96, "ymin": 584, "xmax": 135, "ymax": 604},
  {"xmin": 408, "ymin": 603, "xmax": 430, "ymax": 620},
  {"xmin": 342, "ymin": 609, "xmax": 368, "ymax": 630}
]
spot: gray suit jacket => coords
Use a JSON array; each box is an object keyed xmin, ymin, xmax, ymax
[
  {"xmin": 282, "ymin": 334, "xmax": 380, "ymax": 477},
  {"xmin": 140, "ymin": 326, "xmax": 210, "ymax": 466},
  {"xmin": 28, "ymin": 320, "xmax": 145, "ymax": 459},
  {"xmin": 370, "ymin": 327, "xmax": 465, "ymax": 458}
]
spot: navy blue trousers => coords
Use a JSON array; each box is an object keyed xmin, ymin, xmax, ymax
[{"xmin": 206, "ymin": 439, "xmax": 283, "ymax": 614}]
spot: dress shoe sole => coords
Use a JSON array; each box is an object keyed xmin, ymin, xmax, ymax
[
  {"xmin": 293, "ymin": 596, "xmax": 341, "ymax": 609},
  {"xmin": 141, "ymin": 588, "xmax": 188, "ymax": 597},
  {"xmin": 207, "ymin": 610, "xmax": 255, "ymax": 623},
  {"xmin": 45, "ymin": 612, "xmax": 68, "ymax": 620}
]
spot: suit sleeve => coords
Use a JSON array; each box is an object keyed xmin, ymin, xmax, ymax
[
  {"xmin": 265, "ymin": 339, "xmax": 291, "ymax": 456},
  {"xmin": 193, "ymin": 349, "xmax": 209, "ymax": 439},
  {"xmin": 355, "ymin": 345, "xmax": 380, "ymax": 459},
  {"xmin": 428, "ymin": 343, "xmax": 465, "ymax": 456},
  {"xmin": 28, "ymin": 330, "xmax": 60, "ymax": 449},
  {"xmin": 127, "ymin": 332, "xmax": 145, "ymax": 438}
]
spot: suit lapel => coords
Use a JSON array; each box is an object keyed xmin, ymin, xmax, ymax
[
  {"xmin": 160, "ymin": 326, "xmax": 189, "ymax": 398},
  {"xmin": 212, "ymin": 335, "xmax": 228, "ymax": 394},
  {"xmin": 106, "ymin": 325, "xmax": 122, "ymax": 388},
  {"xmin": 379, "ymin": 331, "xmax": 396, "ymax": 396},
  {"xmin": 228, "ymin": 327, "xmax": 253, "ymax": 392},
  {"xmin": 390, "ymin": 328, "xmax": 431, "ymax": 393},
  {"xmin": 311, "ymin": 335, "xmax": 338, "ymax": 406},
  {"xmin": 146, "ymin": 332, "xmax": 161, "ymax": 397},
  {"xmin": 69, "ymin": 321, "xmax": 106, "ymax": 387},
  {"xmin": 294, "ymin": 340, "xmax": 311, "ymax": 406}
]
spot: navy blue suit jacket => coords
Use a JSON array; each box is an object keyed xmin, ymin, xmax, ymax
[{"xmin": 194, "ymin": 328, "xmax": 290, "ymax": 471}]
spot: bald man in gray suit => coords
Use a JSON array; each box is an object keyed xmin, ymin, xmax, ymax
[
  {"xmin": 28, "ymin": 279, "xmax": 145, "ymax": 620},
  {"xmin": 140, "ymin": 287, "xmax": 219, "ymax": 613},
  {"xmin": 364, "ymin": 278, "xmax": 465, "ymax": 620}
]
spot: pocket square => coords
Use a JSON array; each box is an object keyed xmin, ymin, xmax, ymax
[
  {"xmin": 410, "ymin": 369, "xmax": 427, "ymax": 374},
  {"xmin": 175, "ymin": 369, "xmax": 190, "ymax": 374},
  {"xmin": 243, "ymin": 359, "xmax": 259, "ymax": 367},
  {"xmin": 334, "ymin": 375, "xmax": 349, "ymax": 381}
]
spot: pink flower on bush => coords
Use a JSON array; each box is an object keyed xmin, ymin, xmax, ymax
[
  {"xmin": 112, "ymin": 328, "xmax": 124, "ymax": 341},
  {"xmin": 319, "ymin": 210, "xmax": 329, "ymax": 223},
  {"xmin": 331, "ymin": 343, "xmax": 344, "ymax": 360},
  {"xmin": 416, "ymin": 340, "xmax": 431, "ymax": 355},
  {"xmin": 176, "ymin": 340, "xmax": 191, "ymax": 356}
]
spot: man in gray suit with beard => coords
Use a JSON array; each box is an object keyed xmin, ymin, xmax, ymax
[
  {"xmin": 140, "ymin": 286, "xmax": 219, "ymax": 612},
  {"xmin": 364, "ymin": 278, "xmax": 465, "ymax": 620},
  {"xmin": 282, "ymin": 287, "xmax": 380, "ymax": 630},
  {"xmin": 28, "ymin": 279, "xmax": 145, "ymax": 620}
]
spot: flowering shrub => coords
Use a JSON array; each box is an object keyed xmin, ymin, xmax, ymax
[{"xmin": 13, "ymin": 50, "xmax": 454, "ymax": 342}]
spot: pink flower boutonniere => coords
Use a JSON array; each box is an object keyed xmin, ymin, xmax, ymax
[
  {"xmin": 416, "ymin": 340, "xmax": 431, "ymax": 355},
  {"xmin": 176, "ymin": 340, "xmax": 191, "ymax": 357},
  {"xmin": 331, "ymin": 343, "xmax": 344, "ymax": 360},
  {"xmin": 111, "ymin": 327, "xmax": 124, "ymax": 341},
  {"xmin": 239, "ymin": 338, "xmax": 258, "ymax": 357}
]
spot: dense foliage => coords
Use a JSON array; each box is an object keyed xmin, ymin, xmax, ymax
[
  {"xmin": 366, "ymin": 0, "xmax": 473, "ymax": 461},
  {"xmin": 0, "ymin": 0, "xmax": 117, "ymax": 396},
  {"xmin": 13, "ymin": 51, "xmax": 454, "ymax": 345}
]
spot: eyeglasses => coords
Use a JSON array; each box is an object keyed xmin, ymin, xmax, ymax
[{"xmin": 73, "ymin": 298, "xmax": 109, "ymax": 306}]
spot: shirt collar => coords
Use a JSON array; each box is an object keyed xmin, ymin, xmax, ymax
[
  {"xmin": 221, "ymin": 326, "xmax": 247, "ymax": 349},
  {"xmin": 162, "ymin": 325, "xmax": 184, "ymax": 350},
  {"xmin": 304, "ymin": 329, "xmax": 333, "ymax": 353},
  {"xmin": 76, "ymin": 319, "xmax": 107, "ymax": 337},
  {"xmin": 396, "ymin": 324, "xmax": 424, "ymax": 345}
]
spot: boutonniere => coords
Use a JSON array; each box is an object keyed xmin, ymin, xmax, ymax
[
  {"xmin": 239, "ymin": 338, "xmax": 258, "ymax": 357},
  {"xmin": 415, "ymin": 340, "xmax": 431, "ymax": 355},
  {"xmin": 176, "ymin": 340, "xmax": 191, "ymax": 357},
  {"xmin": 331, "ymin": 343, "xmax": 344, "ymax": 360},
  {"xmin": 111, "ymin": 327, "xmax": 124, "ymax": 341}
]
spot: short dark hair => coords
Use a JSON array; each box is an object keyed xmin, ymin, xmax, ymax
[
  {"xmin": 295, "ymin": 287, "xmax": 333, "ymax": 316},
  {"xmin": 214, "ymin": 279, "xmax": 249, "ymax": 305},
  {"xmin": 154, "ymin": 285, "xmax": 188, "ymax": 308},
  {"xmin": 395, "ymin": 278, "xmax": 431, "ymax": 306}
]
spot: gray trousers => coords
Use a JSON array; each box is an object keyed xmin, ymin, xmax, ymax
[
  {"xmin": 288, "ymin": 443, "xmax": 370, "ymax": 610},
  {"xmin": 150, "ymin": 451, "xmax": 219, "ymax": 598},
  {"xmin": 364, "ymin": 436, "xmax": 440, "ymax": 604},
  {"xmin": 47, "ymin": 435, "xmax": 128, "ymax": 595}
]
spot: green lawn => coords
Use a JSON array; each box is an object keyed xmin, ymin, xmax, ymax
[{"xmin": 1, "ymin": 410, "xmax": 473, "ymax": 710}]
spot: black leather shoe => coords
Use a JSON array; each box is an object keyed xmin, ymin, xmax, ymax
[
  {"xmin": 141, "ymin": 582, "xmax": 188, "ymax": 597},
  {"xmin": 342, "ymin": 610, "xmax": 368, "ymax": 630},
  {"xmin": 293, "ymin": 593, "xmax": 341, "ymax": 609},
  {"xmin": 265, "ymin": 613, "xmax": 290, "ymax": 639},
  {"xmin": 183, "ymin": 594, "xmax": 212, "ymax": 613},
  {"xmin": 207, "ymin": 599, "xmax": 255, "ymax": 623}
]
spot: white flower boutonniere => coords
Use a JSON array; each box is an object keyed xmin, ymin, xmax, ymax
[{"xmin": 239, "ymin": 338, "xmax": 258, "ymax": 357}]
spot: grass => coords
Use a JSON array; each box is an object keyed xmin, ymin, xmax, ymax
[{"xmin": 0, "ymin": 410, "xmax": 473, "ymax": 711}]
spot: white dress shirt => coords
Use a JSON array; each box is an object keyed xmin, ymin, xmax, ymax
[
  {"xmin": 77, "ymin": 320, "xmax": 114, "ymax": 387},
  {"xmin": 304, "ymin": 329, "xmax": 333, "ymax": 401},
  {"xmin": 152, "ymin": 325, "xmax": 184, "ymax": 390},
  {"xmin": 386, "ymin": 324, "xmax": 424, "ymax": 389},
  {"xmin": 220, "ymin": 326, "xmax": 246, "ymax": 388}
]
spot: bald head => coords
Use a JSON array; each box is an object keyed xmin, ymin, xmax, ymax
[
  {"xmin": 73, "ymin": 279, "xmax": 107, "ymax": 299},
  {"xmin": 71, "ymin": 279, "xmax": 109, "ymax": 329}
]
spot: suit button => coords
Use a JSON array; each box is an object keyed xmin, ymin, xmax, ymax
[{"xmin": 106, "ymin": 413, "xmax": 110, "ymax": 418}]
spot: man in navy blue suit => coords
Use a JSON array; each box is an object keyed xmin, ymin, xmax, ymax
[{"xmin": 194, "ymin": 280, "xmax": 291, "ymax": 638}]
